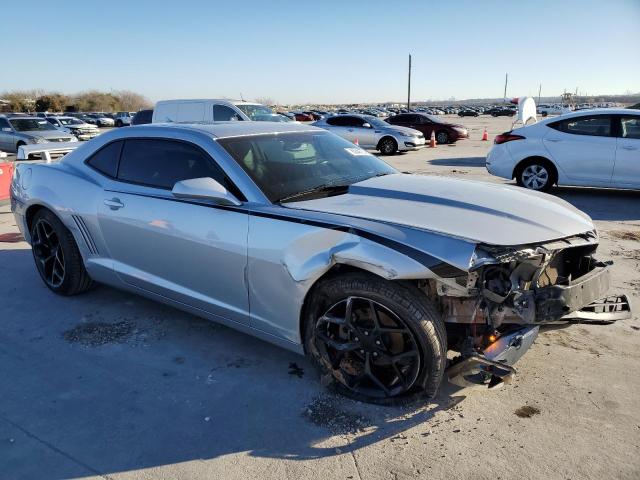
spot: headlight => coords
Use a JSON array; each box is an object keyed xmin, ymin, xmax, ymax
[
  {"xmin": 396, "ymin": 131, "xmax": 412, "ymax": 137},
  {"xmin": 453, "ymin": 127, "xmax": 467, "ymax": 133}
]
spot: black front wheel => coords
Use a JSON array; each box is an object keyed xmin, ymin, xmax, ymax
[
  {"xmin": 30, "ymin": 209, "xmax": 93, "ymax": 295},
  {"xmin": 378, "ymin": 137, "xmax": 398, "ymax": 155},
  {"xmin": 436, "ymin": 131, "xmax": 449, "ymax": 144},
  {"xmin": 305, "ymin": 272, "xmax": 446, "ymax": 404}
]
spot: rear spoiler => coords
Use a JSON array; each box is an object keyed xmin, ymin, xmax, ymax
[{"xmin": 17, "ymin": 142, "xmax": 80, "ymax": 162}]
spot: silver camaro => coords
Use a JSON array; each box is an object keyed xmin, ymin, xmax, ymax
[{"xmin": 10, "ymin": 122, "xmax": 629, "ymax": 402}]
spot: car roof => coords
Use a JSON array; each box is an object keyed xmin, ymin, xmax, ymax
[
  {"xmin": 538, "ymin": 108, "xmax": 638, "ymax": 124},
  {"xmin": 147, "ymin": 121, "xmax": 319, "ymax": 138}
]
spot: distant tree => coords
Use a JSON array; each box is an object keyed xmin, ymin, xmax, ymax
[
  {"xmin": 35, "ymin": 94, "xmax": 69, "ymax": 112},
  {"xmin": 114, "ymin": 90, "xmax": 152, "ymax": 111},
  {"xmin": 254, "ymin": 97, "xmax": 275, "ymax": 106}
]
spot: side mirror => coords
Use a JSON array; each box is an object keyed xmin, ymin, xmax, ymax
[
  {"xmin": 172, "ymin": 177, "xmax": 242, "ymax": 206},
  {"xmin": 362, "ymin": 122, "xmax": 371, "ymax": 128}
]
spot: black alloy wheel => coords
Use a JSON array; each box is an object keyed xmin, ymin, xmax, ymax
[{"xmin": 313, "ymin": 296, "xmax": 421, "ymax": 399}]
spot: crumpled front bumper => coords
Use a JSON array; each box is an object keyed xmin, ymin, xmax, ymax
[
  {"xmin": 447, "ymin": 326, "xmax": 539, "ymax": 388},
  {"xmin": 446, "ymin": 291, "xmax": 631, "ymax": 389}
]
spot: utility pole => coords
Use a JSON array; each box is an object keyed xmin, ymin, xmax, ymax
[
  {"xmin": 407, "ymin": 54, "xmax": 412, "ymax": 112},
  {"xmin": 503, "ymin": 73, "xmax": 508, "ymax": 104},
  {"xmin": 538, "ymin": 84, "xmax": 542, "ymax": 105}
]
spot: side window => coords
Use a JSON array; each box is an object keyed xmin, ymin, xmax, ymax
[
  {"xmin": 326, "ymin": 116, "xmax": 346, "ymax": 126},
  {"xmin": 213, "ymin": 105, "xmax": 242, "ymax": 121},
  {"xmin": 86, "ymin": 141, "xmax": 123, "ymax": 178},
  {"xmin": 344, "ymin": 116, "xmax": 365, "ymax": 127},
  {"xmin": 558, "ymin": 116, "xmax": 612, "ymax": 137},
  {"xmin": 117, "ymin": 139, "xmax": 236, "ymax": 194},
  {"xmin": 621, "ymin": 117, "xmax": 640, "ymax": 140},
  {"xmin": 0, "ymin": 118, "xmax": 12, "ymax": 129},
  {"xmin": 389, "ymin": 115, "xmax": 405, "ymax": 124}
]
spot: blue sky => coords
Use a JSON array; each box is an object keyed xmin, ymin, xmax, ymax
[{"xmin": 6, "ymin": 0, "xmax": 640, "ymax": 104}]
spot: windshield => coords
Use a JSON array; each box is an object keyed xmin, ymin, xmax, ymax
[
  {"xmin": 363, "ymin": 116, "xmax": 389, "ymax": 128},
  {"xmin": 218, "ymin": 131, "xmax": 397, "ymax": 203},
  {"xmin": 10, "ymin": 118, "xmax": 57, "ymax": 132},
  {"xmin": 59, "ymin": 118, "xmax": 83, "ymax": 125},
  {"xmin": 253, "ymin": 113, "xmax": 291, "ymax": 122},
  {"xmin": 236, "ymin": 104, "xmax": 274, "ymax": 120},
  {"xmin": 424, "ymin": 114, "xmax": 442, "ymax": 123}
]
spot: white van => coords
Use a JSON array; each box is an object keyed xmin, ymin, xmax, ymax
[
  {"xmin": 152, "ymin": 99, "xmax": 249, "ymax": 124},
  {"xmin": 152, "ymin": 99, "xmax": 276, "ymax": 123}
]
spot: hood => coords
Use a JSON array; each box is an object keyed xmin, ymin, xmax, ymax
[
  {"xmin": 67, "ymin": 122, "xmax": 97, "ymax": 129},
  {"xmin": 285, "ymin": 174, "xmax": 594, "ymax": 246},
  {"xmin": 24, "ymin": 130, "xmax": 74, "ymax": 140}
]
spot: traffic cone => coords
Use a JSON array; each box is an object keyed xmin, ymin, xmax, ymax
[
  {"xmin": 482, "ymin": 128, "xmax": 488, "ymax": 141},
  {"xmin": 354, "ymin": 138, "xmax": 359, "ymax": 145},
  {"xmin": 429, "ymin": 130, "xmax": 437, "ymax": 148}
]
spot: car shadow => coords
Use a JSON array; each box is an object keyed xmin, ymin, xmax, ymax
[
  {"xmin": 551, "ymin": 186, "xmax": 640, "ymax": 222},
  {"xmin": 429, "ymin": 156, "xmax": 486, "ymax": 167},
  {"xmin": 0, "ymin": 247, "xmax": 468, "ymax": 478}
]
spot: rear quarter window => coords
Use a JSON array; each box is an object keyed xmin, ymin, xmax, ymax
[{"xmin": 86, "ymin": 141, "xmax": 123, "ymax": 178}]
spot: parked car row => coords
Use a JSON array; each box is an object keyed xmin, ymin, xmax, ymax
[{"xmin": 0, "ymin": 115, "xmax": 78, "ymax": 153}]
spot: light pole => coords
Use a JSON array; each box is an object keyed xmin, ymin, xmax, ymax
[{"xmin": 407, "ymin": 54, "xmax": 412, "ymax": 112}]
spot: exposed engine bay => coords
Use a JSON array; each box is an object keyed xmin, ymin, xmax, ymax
[{"xmin": 427, "ymin": 231, "xmax": 631, "ymax": 388}]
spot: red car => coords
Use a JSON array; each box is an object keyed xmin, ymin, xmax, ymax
[
  {"xmin": 0, "ymin": 154, "xmax": 14, "ymax": 203},
  {"xmin": 290, "ymin": 112, "xmax": 315, "ymax": 122},
  {"xmin": 386, "ymin": 113, "xmax": 469, "ymax": 144}
]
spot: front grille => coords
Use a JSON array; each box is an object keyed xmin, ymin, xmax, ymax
[{"xmin": 48, "ymin": 138, "xmax": 72, "ymax": 142}]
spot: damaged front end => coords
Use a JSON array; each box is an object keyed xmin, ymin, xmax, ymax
[{"xmin": 436, "ymin": 231, "xmax": 631, "ymax": 388}]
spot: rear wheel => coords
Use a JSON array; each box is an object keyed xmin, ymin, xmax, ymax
[
  {"xmin": 115, "ymin": 120, "xmax": 123, "ymax": 127},
  {"xmin": 30, "ymin": 209, "xmax": 93, "ymax": 295},
  {"xmin": 515, "ymin": 159, "xmax": 557, "ymax": 192},
  {"xmin": 304, "ymin": 272, "xmax": 446, "ymax": 404},
  {"xmin": 378, "ymin": 137, "xmax": 398, "ymax": 155}
]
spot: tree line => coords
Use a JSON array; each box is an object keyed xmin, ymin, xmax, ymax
[{"xmin": 0, "ymin": 90, "xmax": 152, "ymax": 113}]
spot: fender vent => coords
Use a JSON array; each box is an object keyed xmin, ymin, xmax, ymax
[{"xmin": 72, "ymin": 215, "xmax": 98, "ymax": 255}]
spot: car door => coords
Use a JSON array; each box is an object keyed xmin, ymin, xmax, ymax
[
  {"xmin": 343, "ymin": 116, "xmax": 376, "ymax": 147},
  {"xmin": 612, "ymin": 115, "xmax": 640, "ymax": 188},
  {"xmin": 325, "ymin": 115, "xmax": 351, "ymax": 141},
  {"xmin": 93, "ymin": 137, "xmax": 250, "ymax": 325},
  {"xmin": 543, "ymin": 115, "xmax": 616, "ymax": 185},
  {"xmin": 0, "ymin": 117, "xmax": 14, "ymax": 150}
]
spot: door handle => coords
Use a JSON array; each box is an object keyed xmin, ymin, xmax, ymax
[
  {"xmin": 347, "ymin": 129, "xmax": 354, "ymax": 132},
  {"xmin": 546, "ymin": 139, "xmax": 562, "ymax": 143},
  {"xmin": 622, "ymin": 145, "xmax": 637, "ymax": 150},
  {"xmin": 104, "ymin": 198, "xmax": 124, "ymax": 210}
]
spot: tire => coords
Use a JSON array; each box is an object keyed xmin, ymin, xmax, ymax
[
  {"xmin": 436, "ymin": 131, "xmax": 449, "ymax": 144},
  {"xmin": 515, "ymin": 158, "xmax": 557, "ymax": 192},
  {"xmin": 378, "ymin": 137, "xmax": 398, "ymax": 155},
  {"xmin": 304, "ymin": 272, "xmax": 447, "ymax": 404},
  {"xmin": 115, "ymin": 120, "xmax": 123, "ymax": 128},
  {"xmin": 30, "ymin": 209, "xmax": 93, "ymax": 296}
]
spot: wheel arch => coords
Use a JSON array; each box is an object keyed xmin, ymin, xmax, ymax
[
  {"xmin": 512, "ymin": 155, "xmax": 559, "ymax": 183},
  {"xmin": 376, "ymin": 135, "xmax": 398, "ymax": 151},
  {"xmin": 298, "ymin": 263, "xmax": 437, "ymax": 354}
]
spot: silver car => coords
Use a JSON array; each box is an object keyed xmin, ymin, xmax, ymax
[
  {"xmin": 46, "ymin": 116, "xmax": 100, "ymax": 141},
  {"xmin": 0, "ymin": 116, "xmax": 77, "ymax": 153},
  {"xmin": 313, "ymin": 114, "xmax": 425, "ymax": 154},
  {"xmin": 10, "ymin": 122, "xmax": 629, "ymax": 402}
]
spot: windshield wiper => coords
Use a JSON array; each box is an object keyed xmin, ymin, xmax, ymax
[{"xmin": 277, "ymin": 183, "xmax": 351, "ymax": 204}]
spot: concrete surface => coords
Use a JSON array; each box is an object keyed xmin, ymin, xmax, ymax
[{"xmin": 1, "ymin": 115, "xmax": 639, "ymax": 480}]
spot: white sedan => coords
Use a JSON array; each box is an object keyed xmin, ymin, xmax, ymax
[{"xmin": 486, "ymin": 109, "xmax": 640, "ymax": 191}]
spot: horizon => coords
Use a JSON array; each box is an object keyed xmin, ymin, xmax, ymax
[{"xmin": 4, "ymin": 0, "xmax": 640, "ymax": 104}]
